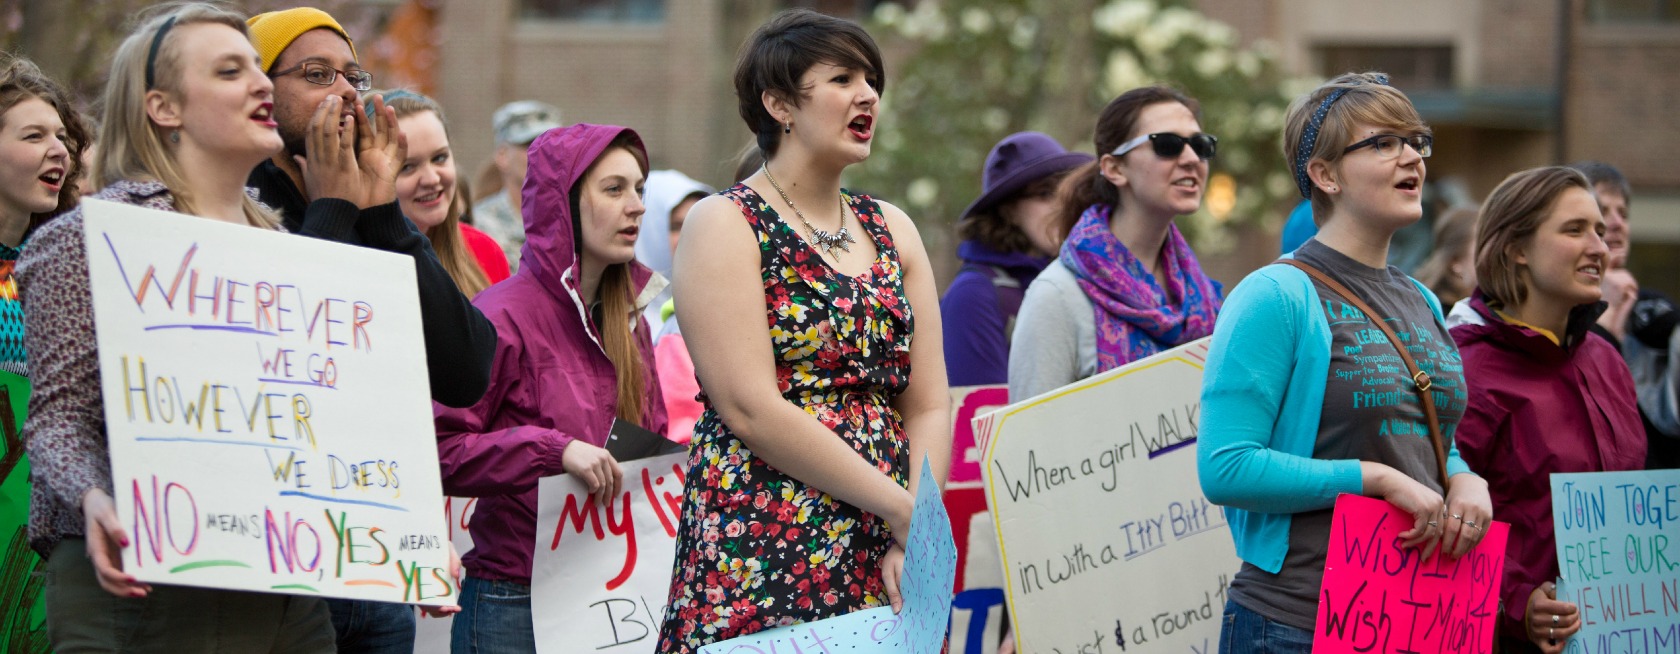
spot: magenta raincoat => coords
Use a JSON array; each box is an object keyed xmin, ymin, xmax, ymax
[
  {"xmin": 1449, "ymin": 293, "xmax": 1644, "ymax": 640},
  {"xmin": 433, "ymin": 124, "xmax": 668, "ymax": 584}
]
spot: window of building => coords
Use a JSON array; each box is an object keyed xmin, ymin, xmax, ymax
[
  {"xmin": 1588, "ymin": 0, "xmax": 1680, "ymax": 21},
  {"xmin": 520, "ymin": 0, "xmax": 665, "ymax": 22},
  {"xmin": 1318, "ymin": 45, "xmax": 1455, "ymax": 91}
]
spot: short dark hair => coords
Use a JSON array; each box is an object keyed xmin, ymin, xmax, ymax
[
  {"xmin": 1567, "ymin": 160, "xmax": 1632, "ymax": 203},
  {"xmin": 733, "ymin": 8, "xmax": 884, "ymax": 159}
]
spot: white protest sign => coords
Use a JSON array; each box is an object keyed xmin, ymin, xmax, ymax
[
  {"xmin": 980, "ymin": 338, "xmax": 1236, "ymax": 654},
  {"xmin": 83, "ymin": 199, "xmax": 454, "ymax": 604},
  {"xmin": 532, "ymin": 451, "xmax": 687, "ymax": 653},
  {"xmin": 414, "ymin": 496, "xmax": 477, "ymax": 652}
]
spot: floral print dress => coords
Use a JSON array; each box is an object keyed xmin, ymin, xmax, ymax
[{"xmin": 657, "ymin": 184, "xmax": 913, "ymax": 651}]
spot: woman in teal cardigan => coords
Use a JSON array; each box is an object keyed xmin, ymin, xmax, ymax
[{"xmin": 1198, "ymin": 72, "xmax": 1492, "ymax": 652}]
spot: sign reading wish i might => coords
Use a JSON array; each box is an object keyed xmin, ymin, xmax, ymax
[
  {"xmin": 1315, "ymin": 494, "xmax": 1509, "ymax": 654},
  {"xmin": 699, "ymin": 455, "xmax": 956, "ymax": 654},
  {"xmin": 980, "ymin": 338, "xmax": 1236, "ymax": 654},
  {"xmin": 81, "ymin": 199, "xmax": 454, "ymax": 604},
  {"xmin": 1550, "ymin": 470, "xmax": 1680, "ymax": 654}
]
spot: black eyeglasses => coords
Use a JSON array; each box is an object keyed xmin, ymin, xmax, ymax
[
  {"xmin": 1343, "ymin": 133, "xmax": 1432, "ymax": 159},
  {"xmin": 1111, "ymin": 132, "xmax": 1218, "ymax": 160},
  {"xmin": 269, "ymin": 62, "xmax": 373, "ymax": 92}
]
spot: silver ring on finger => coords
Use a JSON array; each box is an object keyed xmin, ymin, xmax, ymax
[
  {"xmin": 1427, "ymin": 520, "xmax": 1439, "ymax": 527},
  {"xmin": 1552, "ymin": 614, "xmax": 1559, "ymax": 626}
]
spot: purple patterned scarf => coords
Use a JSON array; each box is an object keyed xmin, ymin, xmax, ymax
[{"xmin": 1060, "ymin": 203, "xmax": 1223, "ymax": 371}]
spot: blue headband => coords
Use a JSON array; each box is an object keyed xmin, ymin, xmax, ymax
[
  {"xmin": 364, "ymin": 89, "xmax": 426, "ymax": 119},
  {"xmin": 1293, "ymin": 73, "xmax": 1389, "ymax": 198}
]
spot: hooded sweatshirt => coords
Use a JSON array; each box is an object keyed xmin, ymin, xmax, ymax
[
  {"xmin": 433, "ymin": 124, "xmax": 669, "ymax": 584},
  {"xmin": 1448, "ymin": 293, "xmax": 1644, "ymax": 640},
  {"xmin": 635, "ymin": 170, "xmax": 713, "ymax": 329},
  {"xmin": 636, "ymin": 171, "xmax": 715, "ymax": 443},
  {"xmin": 941, "ymin": 239, "xmax": 1049, "ymax": 387}
]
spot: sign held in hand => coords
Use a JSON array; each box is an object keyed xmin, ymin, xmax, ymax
[
  {"xmin": 82, "ymin": 198, "xmax": 452, "ymax": 604},
  {"xmin": 1550, "ymin": 470, "xmax": 1680, "ymax": 653},
  {"xmin": 1315, "ymin": 494, "xmax": 1508, "ymax": 654},
  {"xmin": 699, "ymin": 454, "xmax": 955, "ymax": 654}
]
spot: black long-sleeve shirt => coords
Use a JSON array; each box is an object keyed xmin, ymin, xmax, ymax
[{"xmin": 248, "ymin": 160, "xmax": 496, "ymax": 408}]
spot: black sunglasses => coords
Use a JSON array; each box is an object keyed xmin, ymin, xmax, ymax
[{"xmin": 1111, "ymin": 132, "xmax": 1218, "ymax": 160}]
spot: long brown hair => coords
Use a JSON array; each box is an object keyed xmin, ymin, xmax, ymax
[
  {"xmin": 1053, "ymin": 86, "xmax": 1199, "ymax": 241},
  {"xmin": 575, "ymin": 132, "xmax": 651, "ymax": 425},
  {"xmin": 0, "ymin": 54, "xmax": 90, "ymax": 232},
  {"xmin": 371, "ymin": 89, "xmax": 492, "ymax": 298},
  {"xmin": 98, "ymin": 3, "xmax": 280, "ymax": 229},
  {"xmin": 1473, "ymin": 166, "xmax": 1593, "ymax": 310}
]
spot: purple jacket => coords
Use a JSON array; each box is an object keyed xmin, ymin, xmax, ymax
[
  {"xmin": 940, "ymin": 240, "xmax": 1048, "ymax": 387},
  {"xmin": 433, "ymin": 124, "xmax": 668, "ymax": 584},
  {"xmin": 1449, "ymin": 293, "xmax": 1644, "ymax": 639}
]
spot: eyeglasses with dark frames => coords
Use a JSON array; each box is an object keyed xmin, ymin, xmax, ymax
[
  {"xmin": 1111, "ymin": 132, "xmax": 1219, "ymax": 161},
  {"xmin": 269, "ymin": 62, "xmax": 373, "ymax": 92},
  {"xmin": 1342, "ymin": 133, "xmax": 1433, "ymax": 159}
]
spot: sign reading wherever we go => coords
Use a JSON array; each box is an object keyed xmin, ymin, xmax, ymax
[
  {"xmin": 81, "ymin": 199, "xmax": 454, "ymax": 604},
  {"xmin": 1314, "ymin": 494, "xmax": 1509, "ymax": 654},
  {"xmin": 699, "ymin": 455, "xmax": 956, "ymax": 654},
  {"xmin": 980, "ymin": 338, "xmax": 1235, "ymax": 654},
  {"xmin": 532, "ymin": 451, "xmax": 687, "ymax": 653},
  {"xmin": 1550, "ymin": 470, "xmax": 1680, "ymax": 653}
]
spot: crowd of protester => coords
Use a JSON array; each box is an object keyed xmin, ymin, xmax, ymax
[{"xmin": 2, "ymin": 3, "xmax": 1674, "ymax": 653}]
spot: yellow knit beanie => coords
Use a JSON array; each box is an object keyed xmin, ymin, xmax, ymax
[{"xmin": 247, "ymin": 8, "xmax": 358, "ymax": 73}]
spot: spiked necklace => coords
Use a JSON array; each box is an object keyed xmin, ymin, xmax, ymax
[{"xmin": 764, "ymin": 165, "xmax": 856, "ymax": 257}]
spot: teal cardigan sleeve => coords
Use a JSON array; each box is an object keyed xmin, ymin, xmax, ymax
[{"xmin": 1198, "ymin": 267, "xmax": 1365, "ymax": 514}]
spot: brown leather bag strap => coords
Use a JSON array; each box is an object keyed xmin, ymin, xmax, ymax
[{"xmin": 1276, "ymin": 258, "xmax": 1451, "ymax": 489}]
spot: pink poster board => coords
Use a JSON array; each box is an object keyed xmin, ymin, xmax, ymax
[{"xmin": 1315, "ymin": 494, "xmax": 1509, "ymax": 654}]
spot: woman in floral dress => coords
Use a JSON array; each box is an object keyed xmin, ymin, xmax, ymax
[{"xmin": 657, "ymin": 9, "xmax": 951, "ymax": 651}]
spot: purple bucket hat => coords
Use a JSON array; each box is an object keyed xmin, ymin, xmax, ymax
[{"xmin": 961, "ymin": 131, "xmax": 1094, "ymax": 221}]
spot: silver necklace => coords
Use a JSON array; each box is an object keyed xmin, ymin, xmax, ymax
[{"xmin": 763, "ymin": 165, "xmax": 856, "ymax": 257}]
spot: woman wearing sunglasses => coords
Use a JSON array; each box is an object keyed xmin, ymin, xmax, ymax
[
  {"xmin": 1007, "ymin": 86, "xmax": 1224, "ymax": 400},
  {"xmin": 1199, "ymin": 72, "xmax": 1492, "ymax": 652}
]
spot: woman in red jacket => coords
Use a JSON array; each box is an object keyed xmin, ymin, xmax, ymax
[{"xmin": 1449, "ymin": 166, "xmax": 1646, "ymax": 654}]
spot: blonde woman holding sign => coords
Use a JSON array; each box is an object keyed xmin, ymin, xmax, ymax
[
  {"xmin": 1198, "ymin": 72, "xmax": 1492, "ymax": 652},
  {"xmin": 17, "ymin": 4, "xmax": 362, "ymax": 650}
]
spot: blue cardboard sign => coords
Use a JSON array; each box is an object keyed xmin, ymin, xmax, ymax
[
  {"xmin": 700, "ymin": 455, "xmax": 956, "ymax": 653},
  {"xmin": 1550, "ymin": 470, "xmax": 1680, "ymax": 653}
]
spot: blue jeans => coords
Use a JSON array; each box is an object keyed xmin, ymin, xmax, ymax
[
  {"xmin": 1219, "ymin": 599, "xmax": 1315, "ymax": 654},
  {"xmin": 451, "ymin": 576, "xmax": 535, "ymax": 653},
  {"xmin": 326, "ymin": 598, "xmax": 415, "ymax": 653}
]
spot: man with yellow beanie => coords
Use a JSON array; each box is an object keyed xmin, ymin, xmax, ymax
[{"xmin": 244, "ymin": 7, "xmax": 494, "ymax": 653}]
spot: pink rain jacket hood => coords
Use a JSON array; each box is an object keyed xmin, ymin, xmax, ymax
[{"xmin": 433, "ymin": 124, "xmax": 668, "ymax": 583}]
